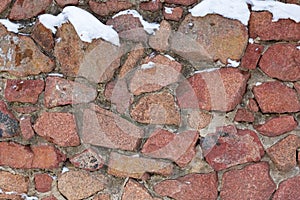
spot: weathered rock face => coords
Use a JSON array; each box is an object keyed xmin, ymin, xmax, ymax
[
  {"xmin": 163, "ymin": 7, "xmax": 183, "ymax": 21},
  {"xmin": 89, "ymin": 0, "xmax": 132, "ymax": 16},
  {"xmin": 0, "ymin": 0, "xmax": 11, "ymax": 13},
  {"xmin": 31, "ymin": 22, "xmax": 55, "ymax": 53},
  {"xmin": 56, "ymin": 0, "xmax": 78, "ymax": 7},
  {"xmin": 149, "ymin": 20, "xmax": 171, "ymax": 52},
  {"xmin": 165, "ymin": 0, "xmax": 197, "ymax": 6},
  {"xmin": 0, "ymin": 101, "xmax": 20, "ymax": 138},
  {"xmin": 70, "ymin": 148, "xmax": 104, "ymax": 171},
  {"xmin": 0, "ymin": 171, "xmax": 29, "ymax": 193},
  {"xmin": 240, "ymin": 43, "xmax": 264, "ymax": 70},
  {"xmin": 273, "ymin": 176, "xmax": 300, "ymax": 200},
  {"xmin": 122, "ymin": 179, "xmax": 159, "ymax": 200},
  {"xmin": 34, "ymin": 174, "xmax": 53, "ymax": 193}
]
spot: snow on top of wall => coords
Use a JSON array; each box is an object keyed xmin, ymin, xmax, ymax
[
  {"xmin": 0, "ymin": 19, "xmax": 20, "ymax": 33},
  {"xmin": 227, "ymin": 58, "xmax": 240, "ymax": 67}
]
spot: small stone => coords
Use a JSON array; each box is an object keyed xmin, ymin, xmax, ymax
[
  {"xmin": 56, "ymin": 0, "xmax": 78, "ymax": 7},
  {"xmin": 254, "ymin": 116, "xmax": 297, "ymax": 137},
  {"xmin": 34, "ymin": 174, "xmax": 53, "ymax": 193},
  {"xmin": 247, "ymin": 98, "xmax": 259, "ymax": 112},
  {"xmin": 41, "ymin": 196, "xmax": 58, "ymax": 200},
  {"xmin": 9, "ymin": 0, "xmax": 52, "ymax": 20},
  {"xmin": 130, "ymin": 92, "xmax": 180, "ymax": 125},
  {"xmin": 122, "ymin": 179, "xmax": 158, "ymax": 200},
  {"xmin": 234, "ymin": 108, "xmax": 255, "ymax": 122},
  {"xmin": 93, "ymin": 194, "xmax": 110, "ymax": 200},
  {"xmin": 249, "ymin": 11, "xmax": 300, "ymax": 41},
  {"xmin": 0, "ymin": 101, "xmax": 20, "ymax": 138},
  {"xmin": 165, "ymin": 0, "xmax": 197, "ymax": 6},
  {"xmin": 31, "ymin": 21, "xmax": 55, "ymax": 53},
  {"xmin": 140, "ymin": 0, "xmax": 162, "ymax": 12},
  {"xmin": 187, "ymin": 110, "xmax": 212, "ymax": 130},
  {"xmin": 240, "ymin": 44, "xmax": 264, "ymax": 70},
  {"xmin": 149, "ymin": 20, "xmax": 171, "ymax": 52},
  {"xmin": 253, "ymin": 81, "xmax": 300, "ymax": 113},
  {"xmin": 220, "ymin": 162, "xmax": 276, "ymax": 200},
  {"xmin": 70, "ymin": 148, "xmax": 104, "ymax": 171},
  {"xmin": 129, "ymin": 55, "xmax": 182, "ymax": 95},
  {"xmin": 163, "ymin": 7, "xmax": 183, "ymax": 21},
  {"xmin": 108, "ymin": 152, "xmax": 173, "ymax": 179},
  {"xmin": 20, "ymin": 116, "xmax": 34, "ymax": 140},
  {"xmin": 201, "ymin": 125, "xmax": 264, "ymax": 171},
  {"xmin": 259, "ymin": 44, "xmax": 300, "ymax": 81},
  {"xmin": 0, "ymin": 171, "xmax": 28, "ymax": 193},
  {"xmin": 273, "ymin": 176, "xmax": 300, "ymax": 200},
  {"xmin": 89, "ymin": 0, "xmax": 132, "ymax": 16},
  {"xmin": 33, "ymin": 112, "xmax": 80, "ymax": 147},
  {"xmin": 154, "ymin": 173, "xmax": 218, "ymax": 199},
  {"xmin": 0, "ymin": 0, "xmax": 11, "ymax": 14},
  {"xmin": 44, "ymin": 77, "xmax": 97, "ymax": 108},
  {"xmin": 5, "ymin": 79, "xmax": 44, "ymax": 103},
  {"xmin": 267, "ymin": 134, "xmax": 300, "ymax": 171},
  {"xmin": 58, "ymin": 171, "xmax": 106, "ymax": 200},
  {"xmin": 13, "ymin": 105, "xmax": 39, "ymax": 114}
]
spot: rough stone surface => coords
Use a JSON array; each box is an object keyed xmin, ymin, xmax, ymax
[
  {"xmin": 187, "ymin": 110, "xmax": 212, "ymax": 130},
  {"xmin": 122, "ymin": 179, "xmax": 158, "ymax": 200},
  {"xmin": 0, "ymin": 194, "xmax": 22, "ymax": 200},
  {"xmin": 130, "ymin": 92, "xmax": 180, "ymax": 125},
  {"xmin": 129, "ymin": 55, "xmax": 182, "ymax": 95},
  {"xmin": 0, "ymin": 100, "xmax": 20, "ymax": 138},
  {"xmin": 165, "ymin": 0, "xmax": 197, "ymax": 6},
  {"xmin": 58, "ymin": 171, "xmax": 106, "ymax": 200},
  {"xmin": 201, "ymin": 125, "xmax": 264, "ymax": 171},
  {"xmin": 273, "ymin": 176, "xmax": 300, "ymax": 200},
  {"xmin": 0, "ymin": 0, "xmax": 11, "ymax": 13},
  {"xmin": 0, "ymin": 171, "xmax": 28, "ymax": 193},
  {"xmin": 249, "ymin": 11, "xmax": 300, "ymax": 41},
  {"xmin": 259, "ymin": 44, "xmax": 300, "ymax": 81},
  {"xmin": 254, "ymin": 116, "xmax": 297, "ymax": 137},
  {"xmin": 13, "ymin": 105, "xmax": 40, "ymax": 114},
  {"xmin": 81, "ymin": 104, "xmax": 143, "ymax": 151},
  {"xmin": 140, "ymin": 0, "xmax": 162, "ymax": 12},
  {"xmin": 149, "ymin": 20, "xmax": 171, "ymax": 52},
  {"xmin": 70, "ymin": 148, "xmax": 104, "ymax": 171},
  {"xmin": 247, "ymin": 98, "xmax": 259, "ymax": 112},
  {"xmin": 89, "ymin": 0, "xmax": 132, "ymax": 16},
  {"xmin": 33, "ymin": 112, "xmax": 80, "ymax": 147},
  {"xmin": 267, "ymin": 134, "xmax": 300, "ymax": 171},
  {"xmin": 44, "ymin": 77, "xmax": 97, "ymax": 108},
  {"xmin": 142, "ymin": 130, "xmax": 198, "ymax": 167},
  {"xmin": 93, "ymin": 194, "xmax": 110, "ymax": 200},
  {"xmin": 240, "ymin": 43, "xmax": 264, "ymax": 70},
  {"xmin": 34, "ymin": 173, "xmax": 53, "ymax": 193},
  {"xmin": 154, "ymin": 173, "xmax": 218, "ymax": 200},
  {"xmin": 56, "ymin": 0, "xmax": 78, "ymax": 7},
  {"xmin": 5, "ymin": 79, "xmax": 45, "ymax": 103},
  {"xmin": 41, "ymin": 196, "xmax": 57, "ymax": 200},
  {"xmin": 163, "ymin": 7, "xmax": 183, "ymax": 21},
  {"xmin": 176, "ymin": 68, "xmax": 250, "ymax": 112},
  {"xmin": 20, "ymin": 116, "xmax": 35, "ymax": 140},
  {"xmin": 220, "ymin": 162, "xmax": 276, "ymax": 200},
  {"xmin": 253, "ymin": 81, "xmax": 300, "ymax": 113},
  {"xmin": 9, "ymin": 0, "xmax": 52, "ymax": 20},
  {"xmin": 108, "ymin": 152, "xmax": 173, "ymax": 179},
  {"xmin": 31, "ymin": 22, "xmax": 55, "ymax": 53},
  {"xmin": 234, "ymin": 108, "xmax": 255, "ymax": 122}
]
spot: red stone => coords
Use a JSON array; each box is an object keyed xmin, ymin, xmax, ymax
[
  {"xmin": 5, "ymin": 79, "xmax": 44, "ymax": 103},
  {"xmin": 34, "ymin": 173, "xmax": 53, "ymax": 192},
  {"xmin": 33, "ymin": 112, "xmax": 80, "ymax": 147},
  {"xmin": 149, "ymin": 21, "xmax": 171, "ymax": 52},
  {"xmin": 122, "ymin": 179, "xmax": 158, "ymax": 200},
  {"xmin": 0, "ymin": 0, "xmax": 11, "ymax": 13},
  {"xmin": 240, "ymin": 44, "xmax": 264, "ymax": 70},
  {"xmin": 93, "ymin": 194, "xmax": 111, "ymax": 200},
  {"xmin": 20, "ymin": 116, "xmax": 35, "ymax": 140},
  {"xmin": 249, "ymin": 11, "xmax": 300, "ymax": 41},
  {"xmin": 247, "ymin": 98, "xmax": 259, "ymax": 112},
  {"xmin": 41, "ymin": 196, "xmax": 57, "ymax": 200},
  {"xmin": 254, "ymin": 116, "xmax": 297, "ymax": 137},
  {"xmin": 140, "ymin": 0, "xmax": 162, "ymax": 12},
  {"xmin": 31, "ymin": 22, "xmax": 55, "ymax": 53},
  {"xmin": 154, "ymin": 173, "xmax": 218, "ymax": 199},
  {"xmin": 234, "ymin": 108, "xmax": 255, "ymax": 122},
  {"xmin": 273, "ymin": 175, "xmax": 300, "ymax": 200},
  {"xmin": 13, "ymin": 105, "xmax": 40, "ymax": 114},
  {"xmin": 70, "ymin": 148, "xmax": 104, "ymax": 171},
  {"xmin": 201, "ymin": 125, "xmax": 264, "ymax": 171},
  {"xmin": 259, "ymin": 44, "xmax": 300, "ymax": 81},
  {"xmin": 220, "ymin": 162, "xmax": 276, "ymax": 200},
  {"xmin": 177, "ymin": 68, "xmax": 250, "ymax": 112},
  {"xmin": 55, "ymin": 0, "xmax": 78, "ymax": 7},
  {"xmin": 0, "ymin": 194, "xmax": 22, "ymax": 200},
  {"xmin": 9, "ymin": 0, "xmax": 52, "ymax": 20},
  {"xmin": 163, "ymin": 7, "xmax": 183, "ymax": 21},
  {"xmin": 89, "ymin": 0, "xmax": 132, "ymax": 16},
  {"xmin": 187, "ymin": 110, "xmax": 212, "ymax": 130},
  {"xmin": 0, "ymin": 101, "xmax": 19, "ymax": 138},
  {"xmin": 285, "ymin": 0, "xmax": 300, "ymax": 4},
  {"xmin": 165, "ymin": 0, "xmax": 197, "ymax": 6},
  {"xmin": 253, "ymin": 81, "xmax": 300, "ymax": 113},
  {"xmin": 294, "ymin": 82, "xmax": 300, "ymax": 94},
  {"xmin": 0, "ymin": 171, "xmax": 29, "ymax": 193}
]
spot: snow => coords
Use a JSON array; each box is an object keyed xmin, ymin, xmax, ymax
[
  {"xmin": 62, "ymin": 166, "xmax": 69, "ymax": 173},
  {"xmin": 48, "ymin": 73, "xmax": 64, "ymax": 77},
  {"xmin": 164, "ymin": 7, "xmax": 173, "ymax": 14},
  {"xmin": 141, "ymin": 61, "xmax": 155, "ymax": 69},
  {"xmin": 0, "ymin": 19, "xmax": 20, "ymax": 33},
  {"xmin": 297, "ymin": 46, "xmax": 300, "ymax": 50},
  {"xmin": 194, "ymin": 68, "xmax": 219, "ymax": 73},
  {"xmin": 227, "ymin": 58, "xmax": 240, "ymax": 67},
  {"xmin": 164, "ymin": 54, "xmax": 175, "ymax": 61},
  {"xmin": 113, "ymin": 10, "xmax": 160, "ymax": 35},
  {"xmin": 39, "ymin": 6, "xmax": 120, "ymax": 46},
  {"xmin": 248, "ymin": 38, "xmax": 254, "ymax": 44},
  {"xmin": 255, "ymin": 82, "xmax": 262, "ymax": 86},
  {"xmin": 21, "ymin": 194, "xmax": 38, "ymax": 200}
]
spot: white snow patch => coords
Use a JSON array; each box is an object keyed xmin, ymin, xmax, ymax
[
  {"xmin": 0, "ymin": 19, "xmax": 20, "ymax": 33},
  {"xmin": 255, "ymin": 82, "xmax": 262, "ymax": 86},
  {"xmin": 55, "ymin": 37, "xmax": 62, "ymax": 43},
  {"xmin": 0, "ymin": 188, "xmax": 3, "ymax": 193},
  {"xmin": 227, "ymin": 58, "xmax": 240, "ymax": 67},
  {"xmin": 194, "ymin": 68, "xmax": 219, "ymax": 73},
  {"xmin": 48, "ymin": 73, "xmax": 64, "ymax": 77},
  {"xmin": 248, "ymin": 38, "xmax": 254, "ymax": 44},
  {"xmin": 62, "ymin": 166, "xmax": 69, "ymax": 173},
  {"xmin": 131, "ymin": 154, "xmax": 140, "ymax": 158},
  {"xmin": 164, "ymin": 54, "xmax": 175, "ymax": 61},
  {"xmin": 164, "ymin": 7, "xmax": 173, "ymax": 14},
  {"xmin": 5, "ymin": 191, "xmax": 18, "ymax": 195},
  {"xmin": 21, "ymin": 194, "xmax": 38, "ymax": 200},
  {"xmin": 38, "ymin": 13, "xmax": 67, "ymax": 34},
  {"xmin": 141, "ymin": 61, "xmax": 155, "ymax": 69},
  {"xmin": 297, "ymin": 46, "xmax": 300, "ymax": 50},
  {"xmin": 113, "ymin": 10, "xmax": 160, "ymax": 35}
]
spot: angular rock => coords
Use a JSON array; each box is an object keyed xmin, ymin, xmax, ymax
[
  {"xmin": 201, "ymin": 125, "xmax": 264, "ymax": 171},
  {"xmin": 56, "ymin": 0, "xmax": 78, "ymax": 7},
  {"xmin": 130, "ymin": 92, "xmax": 180, "ymax": 125},
  {"xmin": 0, "ymin": 101, "xmax": 19, "ymax": 138},
  {"xmin": 70, "ymin": 148, "xmax": 104, "ymax": 171},
  {"xmin": 89, "ymin": 0, "xmax": 132, "ymax": 16},
  {"xmin": 253, "ymin": 81, "xmax": 300, "ymax": 113},
  {"xmin": 149, "ymin": 20, "xmax": 171, "ymax": 52},
  {"xmin": 34, "ymin": 173, "xmax": 53, "ymax": 193},
  {"xmin": 31, "ymin": 21, "xmax": 55, "ymax": 53},
  {"xmin": 273, "ymin": 176, "xmax": 300, "ymax": 200},
  {"xmin": 187, "ymin": 110, "xmax": 212, "ymax": 130},
  {"xmin": 20, "ymin": 116, "xmax": 35, "ymax": 140},
  {"xmin": 220, "ymin": 162, "xmax": 276, "ymax": 200},
  {"xmin": 58, "ymin": 171, "xmax": 106, "ymax": 200},
  {"xmin": 93, "ymin": 194, "xmax": 110, "ymax": 200},
  {"xmin": 5, "ymin": 79, "xmax": 44, "ymax": 103},
  {"xmin": 172, "ymin": 14, "xmax": 248, "ymax": 64},
  {"xmin": 33, "ymin": 112, "xmax": 80, "ymax": 147},
  {"xmin": 165, "ymin": 0, "xmax": 197, "ymax": 6},
  {"xmin": 234, "ymin": 108, "xmax": 255, "ymax": 122},
  {"xmin": 259, "ymin": 44, "xmax": 300, "ymax": 81},
  {"xmin": 254, "ymin": 116, "xmax": 297, "ymax": 137},
  {"xmin": 44, "ymin": 77, "xmax": 97, "ymax": 108},
  {"xmin": 154, "ymin": 173, "xmax": 218, "ymax": 200},
  {"xmin": 247, "ymin": 98, "xmax": 259, "ymax": 112},
  {"xmin": 140, "ymin": 0, "xmax": 162, "ymax": 12},
  {"xmin": 163, "ymin": 7, "xmax": 183, "ymax": 21},
  {"xmin": 108, "ymin": 152, "xmax": 173, "ymax": 179},
  {"xmin": 240, "ymin": 43, "xmax": 264, "ymax": 70},
  {"xmin": 9, "ymin": 0, "xmax": 52, "ymax": 20},
  {"xmin": 249, "ymin": 11, "xmax": 300, "ymax": 41},
  {"xmin": 122, "ymin": 179, "xmax": 159, "ymax": 200},
  {"xmin": 0, "ymin": 0, "xmax": 11, "ymax": 14},
  {"xmin": 267, "ymin": 134, "xmax": 300, "ymax": 171},
  {"xmin": 129, "ymin": 55, "xmax": 182, "ymax": 95},
  {"xmin": 0, "ymin": 171, "xmax": 28, "ymax": 193},
  {"xmin": 81, "ymin": 104, "xmax": 143, "ymax": 151},
  {"xmin": 142, "ymin": 129, "xmax": 198, "ymax": 167},
  {"xmin": 176, "ymin": 68, "xmax": 250, "ymax": 112}
]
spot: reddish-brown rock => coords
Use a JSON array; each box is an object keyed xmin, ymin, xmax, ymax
[
  {"xmin": 177, "ymin": 68, "xmax": 250, "ymax": 112},
  {"xmin": 154, "ymin": 173, "xmax": 218, "ymax": 200},
  {"xmin": 13, "ymin": 105, "xmax": 40, "ymax": 114},
  {"xmin": 149, "ymin": 21, "xmax": 171, "ymax": 52},
  {"xmin": 20, "ymin": 116, "xmax": 35, "ymax": 140},
  {"xmin": 33, "ymin": 112, "xmax": 80, "ymax": 147},
  {"xmin": 187, "ymin": 110, "xmax": 212, "ymax": 130},
  {"xmin": 253, "ymin": 81, "xmax": 300, "ymax": 113},
  {"xmin": 240, "ymin": 43, "xmax": 264, "ymax": 70},
  {"xmin": 220, "ymin": 162, "xmax": 276, "ymax": 200},
  {"xmin": 254, "ymin": 116, "xmax": 297, "ymax": 137},
  {"xmin": 249, "ymin": 11, "xmax": 300, "ymax": 41},
  {"xmin": 93, "ymin": 194, "xmax": 110, "ymax": 200},
  {"xmin": 44, "ymin": 77, "xmax": 97, "ymax": 108},
  {"xmin": 41, "ymin": 196, "xmax": 58, "ymax": 200},
  {"xmin": 9, "ymin": 0, "xmax": 52, "ymax": 20},
  {"xmin": 31, "ymin": 22, "xmax": 55, "ymax": 53},
  {"xmin": 0, "ymin": 101, "xmax": 19, "ymax": 138},
  {"xmin": 259, "ymin": 44, "xmax": 300, "ymax": 81},
  {"xmin": 130, "ymin": 92, "xmax": 180, "ymax": 125},
  {"xmin": 286, "ymin": 0, "xmax": 300, "ymax": 4},
  {"xmin": 0, "ymin": 171, "xmax": 29, "ymax": 193},
  {"xmin": 273, "ymin": 176, "xmax": 300, "ymax": 200},
  {"xmin": 70, "ymin": 148, "xmax": 104, "ymax": 171},
  {"xmin": 122, "ymin": 179, "xmax": 159, "ymax": 200},
  {"xmin": 163, "ymin": 7, "xmax": 183, "ymax": 21},
  {"xmin": 201, "ymin": 125, "xmax": 264, "ymax": 171},
  {"xmin": 34, "ymin": 173, "xmax": 53, "ymax": 193},
  {"xmin": 55, "ymin": 0, "xmax": 78, "ymax": 7},
  {"xmin": 108, "ymin": 152, "xmax": 173, "ymax": 179},
  {"xmin": 5, "ymin": 79, "xmax": 44, "ymax": 103},
  {"xmin": 294, "ymin": 82, "xmax": 300, "ymax": 94},
  {"xmin": 234, "ymin": 108, "xmax": 255, "ymax": 122},
  {"xmin": 81, "ymin": 104, "xmax": 143, "ymax": 151},
  {"xmin": 247, "ymin": 98, "xmax": 259, "ymax": 112},
  {"xmin": 165, "ymin": 0, "xmax": 197, "ymax": 6},
  {"xmin": 0, "ymin": 0, "xmax": 11, "ymax": 13},
  {"xmin": 89, "ymin": 0, "xmax": 132, "ymax": 16},
  {"xmin": 140, "ymin": 0, "xmax": 162, "ymax": 12},
  {"xmin": 0, "ymin": 194, "xmax": 22, "ymax": 200},
  {"xmin": 267, "ymin": 134, "xmax": 300, "ymax": 171}
]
